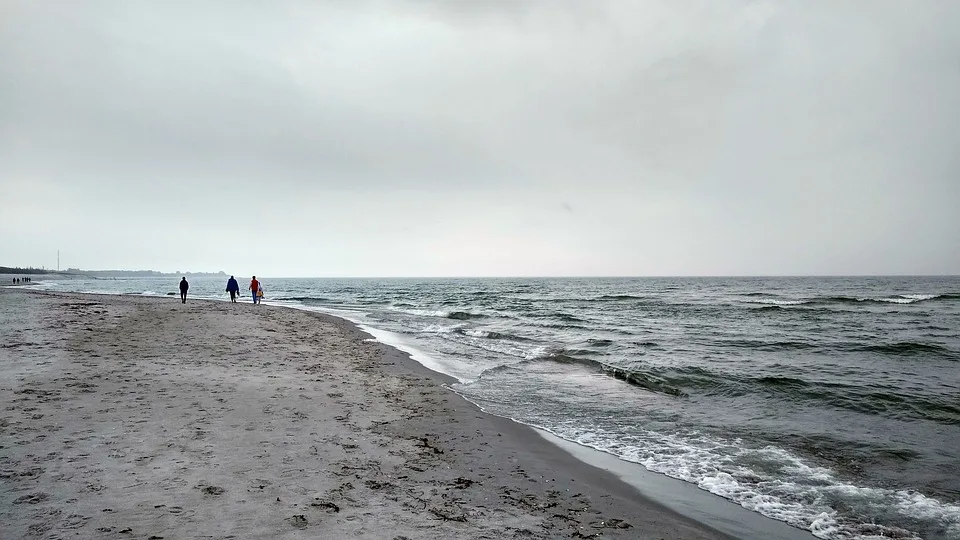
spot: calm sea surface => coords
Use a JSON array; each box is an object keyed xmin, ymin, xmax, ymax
[{"xmin": 19, "ymin": 276, "xmax": 960, "ymax": 539}]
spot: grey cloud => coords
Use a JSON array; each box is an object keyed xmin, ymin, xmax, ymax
[{"xmin": 1, "ymin": 1, "xmax": 957, "ymax": 276}]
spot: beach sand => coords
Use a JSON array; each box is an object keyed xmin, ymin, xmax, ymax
[{"xmin": 1, "ymin": 289, "xmax": 730, "ymax": 539}]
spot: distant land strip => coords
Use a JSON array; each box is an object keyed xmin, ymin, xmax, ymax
[{"xmin": 1, "ymin": 266, "xmax": 226, "ymax": 277}]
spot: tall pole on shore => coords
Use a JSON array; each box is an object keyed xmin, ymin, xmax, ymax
[{"xmin": 57, "ymin": 250, "xmax": 60, "ymax": 272}]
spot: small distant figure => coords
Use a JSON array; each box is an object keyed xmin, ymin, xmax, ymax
[
  {"xmin": 249, "ymin": 275, "xmax": 261, "ymax": 304},
  {"xmin": 226, "ymin": 275, "xmax": 240, "ymax": 303},
  {"xmin": 179, "ymin": 277, "xmax": 189, "ymax": 304}
]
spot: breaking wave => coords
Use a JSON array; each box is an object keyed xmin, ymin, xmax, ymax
[
  {"xmin": 743, "ymin": 298, "xmax": 810, "ymax": 306},
  {"xmin": 478, "ymin": 351, "xmax": 688, "ymax": 397},
  {"xmin": 447, "ymin": 311, "xmax": 487, "ymax": 320},
  {"xmin": 456, "ymin": 328, "xmax": 532, "ymax": 342}
]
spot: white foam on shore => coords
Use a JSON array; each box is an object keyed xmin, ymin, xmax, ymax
[
  {"xmin": 420, "ymin": 323, "xmax": 465, "ymax": 334},
  {"xmin": 294, "ymin": 304, "xmax": 473, "ymax": 384},
  {"xmin": 555, "ymin": 426, "xmax": 960, "ymax": 540},
  {"xmin": 355, "ymin": 323, "xmax": 471, "ymax": 383}
]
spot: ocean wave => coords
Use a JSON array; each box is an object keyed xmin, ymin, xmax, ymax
[
  {"xmin": 416, "ymin": 331, "xmax": 537, "ymax": 364},
  {"xmin": 480, "ymin": 351, "xmax": 687, "ymax": 397},
  {"xmin": 898, "ymin": 293, "xmax": 940, "ymax": 301},
  {"xmin": 389, "ymin": 307, "xmax": 451, "ymax": 317},
  {"xmin": 387, "ymin": 306, "xmax": 488, "ymax": 320},
  {"xmin": 796, "ymin": 384, "xmax": 957, "ymax": 424},
  {"xmin": 563, "ymin": 347, "xmax": 607, "ymax": 357},
  {"xmin": 457, "ymin": 328, "xmax": 532, "ymax": 342},
  {"xmin": 419, "ymin": 323, "xmax": 466, "ymax": 335},
  {"xmin": 743, "ymin": 298, "xmax": 810, "ymax": 306},
  {"xmin": 645, "ymin": 369, "xmax": 960, "ymax": 424},
  {"xmin": 755, "ymin": 375, "xmax": 812, "ymax": 388},
  {"xmin": 815, "ymin": 294, "xmax": 950, "ymax": 306},
  {"xmin": 563, "ymin": 429, "xmax": 960, "ymax": 540},
  {"xmin": 600, "ymin": 363, "xmax": 687, "ymax": 396},
  {"xmin": 867, "ymin": 392, "xmax": 960, "ymax": 425},
  {"xmin": 856, "ymin": 342, "xmax": 958, "ymax": 359},
  {"xmin": 719, "ymin": 339, "xmax": 817, "ymax": 351},
  {"xmin": 531, "ymin": 322, "xmax": 591, "ymax": 331},
  {"xmin": 594, "ymin": 294, "xmax": 648, "ymax": 301},
  {"xmin": 447, "ymin": 311, "xmax": 487, "ymax": 320},
  {"xmin": 876, "ymin": 295, "xmax": 935, "ymax": 304},
  {"xmin": 542, "ymin": 312, "xmax": 587, "ymax": 323},
  {"xmin": 746, "ymin": 294, "xmax": 949, "ymax": 307}
]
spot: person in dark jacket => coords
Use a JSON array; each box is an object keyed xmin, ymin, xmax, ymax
[
  {"xmin": 225, "ymin": 275, "xmax": 240, "ymax": 302},
  {"xmin": 179, "ymin": 277, "xmax": 189, "ymax": 304}
]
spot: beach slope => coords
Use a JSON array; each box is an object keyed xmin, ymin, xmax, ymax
[{"xmin": 0, "ymin": 289, "xmax": 729, "ymax": 539}]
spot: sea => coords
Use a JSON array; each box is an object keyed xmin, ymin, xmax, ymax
[{"xmin": 14, "ymin": 275, "xmax": 960, "ymax": 540}]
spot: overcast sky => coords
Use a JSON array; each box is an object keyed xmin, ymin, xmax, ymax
[{"xmin": 1, "ymin": 1, "xmax": 958, "ymax": 277}]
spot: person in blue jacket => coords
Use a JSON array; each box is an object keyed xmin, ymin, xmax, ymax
[{"xmin": 225, "ymin": 275, "xmax": 240, "ymax": 303}]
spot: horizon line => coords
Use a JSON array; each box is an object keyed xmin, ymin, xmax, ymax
[{"xmin": 4, "ymin": 269, "xmax": 959, "ymax": 280}]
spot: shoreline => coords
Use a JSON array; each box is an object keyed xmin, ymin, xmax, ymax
[
  {"xmin": 2, "ymin": 288, "xmax": 736, "ymax": 539},
  {"xmin": 284, "ymin": 298, "xmax": 815, "ymax": 540}
]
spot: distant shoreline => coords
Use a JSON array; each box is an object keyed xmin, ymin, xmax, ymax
[{"xmin": 0, "ymin": 267, "xmax": 226, "ymax": 278}]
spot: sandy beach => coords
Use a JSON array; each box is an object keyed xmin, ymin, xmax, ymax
[{"xmin": 1, "ymin": 288, "xmax": 730, "ymax": 539}]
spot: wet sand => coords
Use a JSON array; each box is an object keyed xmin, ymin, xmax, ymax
[{"xmin": 0, "ymin": 288, "xmax": 731, "ymax": 539}]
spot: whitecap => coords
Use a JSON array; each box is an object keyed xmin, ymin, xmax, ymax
[
  {"xmin": 389, "ymin": 306, "xmax": 451, "ymax": 317},
  {"xmin": 743, "ymin": 298, "xmax": 808, "ymax": 306}
]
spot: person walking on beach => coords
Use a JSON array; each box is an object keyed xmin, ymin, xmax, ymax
[
  {"xmin": 179, "ymin": 277, "xmax": 189, "ymax": 304},
  {"xmin": 226, "ymin": 275, "xmax": 240, "ymax": 302},
  {"xmin": 249, "ymin": 275, "xmax": 261, "ymax": 304}
]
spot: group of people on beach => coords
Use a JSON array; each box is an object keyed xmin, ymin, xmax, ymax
[
  {"xmin": 226, "ymin": 275, "xmax": 263, "ymax": 304},
  {"xmin": 177, "ymin": 275, "xmax": 263, "ymax": 304},
  {"xmin": 11, "ymin": 277, "xmax": 32, "ymax": 283}
]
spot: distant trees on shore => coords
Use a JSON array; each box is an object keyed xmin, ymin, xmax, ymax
[
  {"xmin": 0, "ymin": 266, "xmax": 57, "ymax": 275},
  {"xmin": 1, "ymin": 266, "xmax": 226, "ymax": 277},
  {"xmin": 64, "ymin": 269, "xmax": 227, "ymax": 278}
]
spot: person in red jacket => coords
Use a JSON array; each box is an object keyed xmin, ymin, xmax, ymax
[{"xmin": 249, "ymin": 276, "xmax": 261, "ymax": 304}]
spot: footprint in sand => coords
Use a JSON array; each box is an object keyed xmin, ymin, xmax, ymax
[
  {"xmin": 13, "ymin": 492, "xmax": 49, "ymax": 504},
  {"xmin": 286, "ymin": 514, "xmax": 309, "ymax": 529},
  {"xmin": 197, "ymin": 485, "xmax": 225, "ymax": 495}
]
